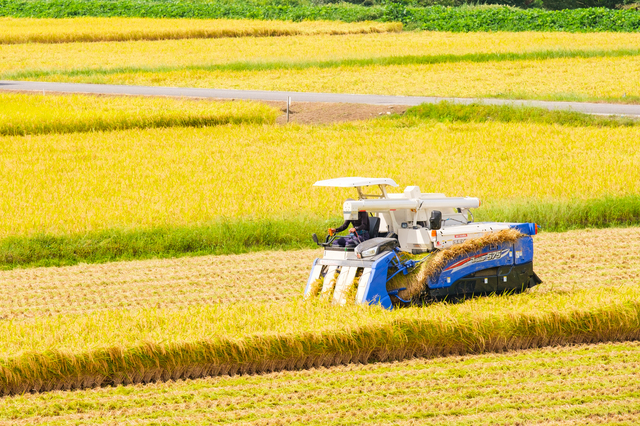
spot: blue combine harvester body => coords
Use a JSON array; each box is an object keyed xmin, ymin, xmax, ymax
[
  {"xmin": 305, "ymin": 178, "xmax": 542, "ymax": 309},
  {"xmin": 305, "ymin": 223, "xmax": 540, "ymax": 309}
]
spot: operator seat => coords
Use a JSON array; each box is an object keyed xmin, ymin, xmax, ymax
[{"xmin": 369, "ymin": 216, "xmax": 380, "ymax": 239}]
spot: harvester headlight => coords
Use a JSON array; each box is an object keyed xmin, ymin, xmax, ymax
[{"xmin": 360, "ymin": 247, "xmax": 378, "ymax": 258}]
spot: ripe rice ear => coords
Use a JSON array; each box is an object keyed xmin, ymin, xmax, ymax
[{"xmin": 399, "ymin": 229, "xmax": 524, "ymax": 300}]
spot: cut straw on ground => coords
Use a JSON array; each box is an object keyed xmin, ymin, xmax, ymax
[{"xmin": 0, "ymin": 226, "xmax": 637, "ymax": 320}]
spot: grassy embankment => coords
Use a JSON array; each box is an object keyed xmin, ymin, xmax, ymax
[
  {"xmin": 1, "ymin": 341, "xmax": 638, "ymax": 424},
  {"xmin": 0, "ymin": 285, "xmax": 638, "ymax": 394},
  {"xmin": 1, "ymin": 94, "xmax": 639, "ymax": 268}
]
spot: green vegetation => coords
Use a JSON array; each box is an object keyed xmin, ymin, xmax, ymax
[
  {"xmin": 0, "ymin": 286, "xmax": 638, "ymax": 394},
  {"xmin": 0, "ymin": 217, "xmax": 325, "ymax": 270},
  {"xmin": 405, "ymin": 101, "xmax": 640, "ymax": 126},
  {"xmin": 2, "ymin": 0, "xmax": 640, "ymax": 32},
  {"xmin": 2, "ymin": 195, "xmax": 640, "ymax": 270}
]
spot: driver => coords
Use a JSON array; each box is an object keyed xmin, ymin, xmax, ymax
[{"xmin": 329, "ymin": 208, "xmax": 370, "ymax": 248}]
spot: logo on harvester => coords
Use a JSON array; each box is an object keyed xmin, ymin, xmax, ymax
[{"xmin": 444, "ymin": 249, "xmax": 510, "ymax": 273}]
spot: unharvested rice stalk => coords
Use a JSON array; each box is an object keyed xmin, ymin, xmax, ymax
[
  {"xmin": 307, "ymin": 278, "xmax": 323, "ymax": 298},
  {"xmin": 4, "ymin": 31, "xmax": 640, "ymax": 77},
  {"xmin": 0, "ymin": 92, "xmax": 278, "ymax": 136},
  {"xmin": 0, "ymin": 18, "xmax": 401, "ymax": 44},
  {"xmin": 0, "ymin": 286, "xmax": 639, "ymax": 395},
  {"xmin": 4, "ymin": 341, "xmax": 640, "ymax": 425},
  {"xmin": 2, "ymin": 119, "xmax": 639, "ymax": 239},
  {"xmin": 320, "ymin": 272, "xmax": 339, "ymax": 302},
  {"xmin": 81, "ymin": 56, "xmax": 640, "ymax": 103},
  {"xmin": 397, "ymin": 229, "xmax": 524, "ymax": 300}
]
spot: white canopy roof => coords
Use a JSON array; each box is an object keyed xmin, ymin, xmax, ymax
[{"xmin": 313, "ymin": 177, "xmax": 398, "ymax": 188}]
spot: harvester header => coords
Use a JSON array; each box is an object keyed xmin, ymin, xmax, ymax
[{"xmin": 305, "ymin": 177, "xmax": 541, "ymax": 309}]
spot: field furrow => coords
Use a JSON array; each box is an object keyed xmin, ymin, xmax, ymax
[
  {"xmin": 0, "ymin": 227, "xmax": 637, "ymax": 319},
  {"xmin": 0, "ymin": 342, "xmax": 637, "ymax": 425}
]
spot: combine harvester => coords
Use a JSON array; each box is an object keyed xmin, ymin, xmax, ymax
[{"xmin": 305, "ymin": 177, "xmax": 542, "ymax": 309}]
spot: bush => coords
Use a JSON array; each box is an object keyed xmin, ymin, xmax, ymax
[{"xmin": 2, "ymin": 1, "xmax": 640, "ymax": 30}]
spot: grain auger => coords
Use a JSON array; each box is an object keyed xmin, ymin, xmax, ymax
[{"xmin": 304, "ymin": 177, "xmax": 542, "ymax": 309}]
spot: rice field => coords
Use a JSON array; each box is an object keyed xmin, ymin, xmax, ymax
[
  {"xmin": 0, "ymin": 93, "xmax": 278, "ymax": 136},
  {"xmin": 2, "ymin": 30, "xmax": 640, "ymax": 103},
  {"xmin": 0, "ymin": 341, "xmax": 637, "ymax": 425},
  {"xmin": 0, "ymin": 18, "xmax": 401, "ymax": 44},
  {"xmin": 0, "ymin": 227, "xmax": 637, "ymax": 319},
  {"xmin": 0, "ymin": 278, "xmax": 638, "ymax": 394},
  {"xmin": 49, "ymin": 55, "xmax": 639, "ymax": 103},
  {"xmin": 1, "ymin": 116, "xmax": 638, "ymax": 237},
  {"xmin": 1, "ymin": 18, "xmax": 639, "ymax": 415},
  {"xmin": 2, "ymin": 31, "xmax": 640, "ymax": 76}
]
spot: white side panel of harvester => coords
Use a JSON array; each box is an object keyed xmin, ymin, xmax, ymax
[{"xmin": 355, "ymin": 268, "xmax": 372, "ymax": 303}]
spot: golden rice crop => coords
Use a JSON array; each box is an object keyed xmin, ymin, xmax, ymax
[
  {"xmin": 71, "ymin": 55, "xmax": 640, "ymax": 102},
  {"xmin": 0, "ymin": 119, "xmax": 638, "ymax": 237},
  {"xmin": 2, "ymin": 31, "xmax": 640, "ymax": 75},
  {"xmin": 0, "ymin": 17, "xmax": 401, "ymax": 44},
  {"xmin": 0, "ymin": 226, "xmax": 637, "ymax": 320},
  {"xmin": 0, "ymin": 92, "xmax": 278, "ymax": 135},
  {"xmin": 1, "ymin": 341, "xmax": 637, "ymax": 424},
  {"xmin": 0, "ymin": 284, "xmax": 638, "ymax": 394}
]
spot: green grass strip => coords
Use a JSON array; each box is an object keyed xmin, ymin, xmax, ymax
[
  {"xmin": 0, "ymin": 217, "xmax": 330, "ymax": 270},
  {"xmin": 1, "ymin": 286, "xmax": 638, "ymax": 395},
  {"xmin": 6, "ymin": 48, "xmax": 640, "ymax": 81},
  {"xmin": 404, "ymin": 101, "xmax": 640, "ymax": 127},
  {"xmin": 1, "ymin": 196, "xmax": 639, "ymax": 270}
]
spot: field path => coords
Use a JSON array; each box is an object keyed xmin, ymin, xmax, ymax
[
  {"xmin": 2, "ymin": 80, "xmax": 640, "ymax": 117},
  {"xmin": 0, "ymin": 227, "xmax": 637, "ymax": 320}
]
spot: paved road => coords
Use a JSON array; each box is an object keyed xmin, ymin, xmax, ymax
[{"xmin": 2, "ymin": 80, "xmax": 640, "ymax": 117}]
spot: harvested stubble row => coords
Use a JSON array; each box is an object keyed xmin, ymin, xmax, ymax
[
  {"xmin": 0, "ymin": 227, "xmax": 637, "ymax": 320},
  {"xmin": 4, "ymin": 31, "xmax": 640, "ymax": 76},
  {"xmin": 1, "ymin": 341, "xmax": 638, "ymax": 425},
  {"xmin": 0, "ymin": 93, "xmax": 278, "ymax": 136},
  {"xmin": 0, "ymin": 18, "xmax": 401, "ymax": 44},
  {"xmin": 0, "ymin": 249, "xmax": 309, "ymax": 319},
  {"xmin": 0, "ymin": 284, "xmax": 639, "ymax": 395}
]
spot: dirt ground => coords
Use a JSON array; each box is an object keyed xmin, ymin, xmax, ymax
[{"xmin": 270, "ymin": 101, "xmax": 409, "ymax": 125}]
